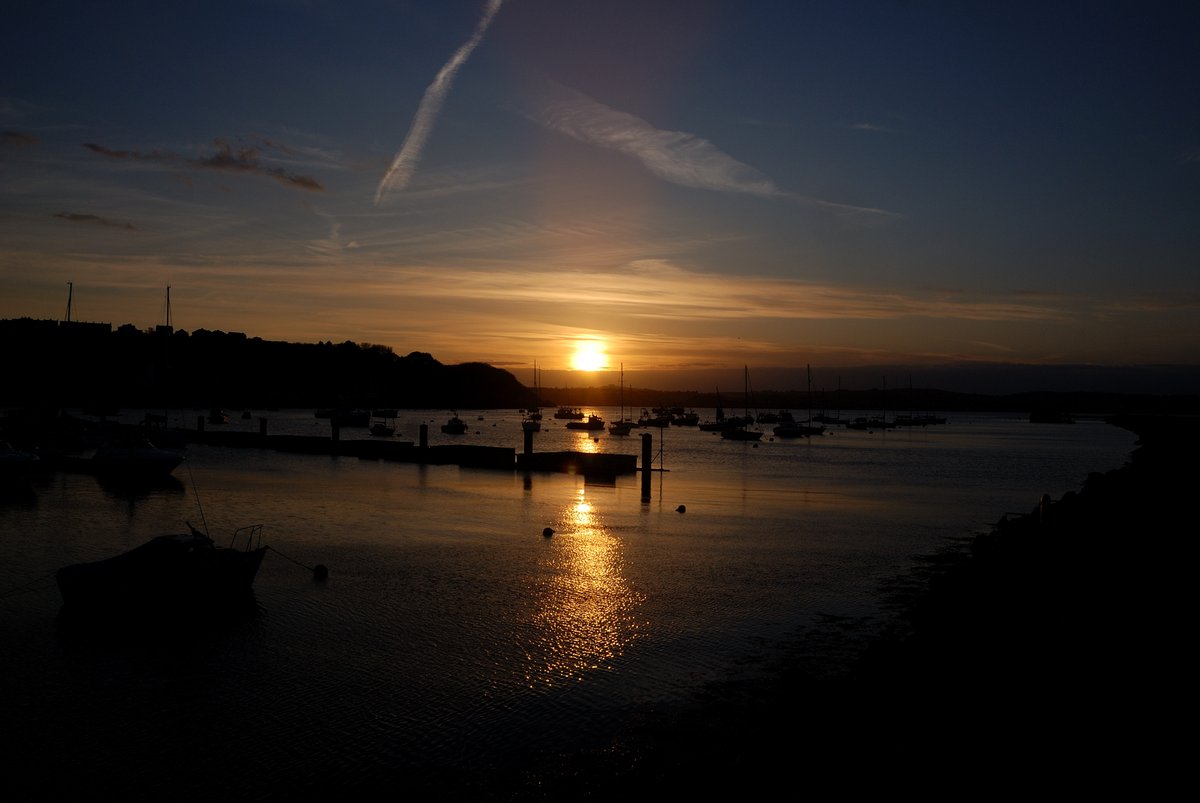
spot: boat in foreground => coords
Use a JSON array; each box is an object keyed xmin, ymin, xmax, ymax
[{"xmin": 56, "ymin": 524, "xmax": 268, "ymax": 614}]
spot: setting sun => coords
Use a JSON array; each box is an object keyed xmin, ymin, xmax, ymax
[{"xmin": 570, "ymin": 340, "xmax": 608, "ymax": 372}]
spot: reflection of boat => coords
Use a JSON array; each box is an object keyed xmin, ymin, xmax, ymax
[
  {"xmin": 554, "ymin": 406, "xmax": 584, "ymax": 420},
  {"xmin": 91, "ymin": 440, "xmax": 184, "ymax": 477},
  {"xmin": 566, "ymin": 414, "xmax": 605, "ymax": 431},
  {"xmin": 55, "ymin": 523, "xmax": 268, "ymax": 614},
  {"xmin": 441, "ymin": 412, "xmax": 468, "ymax": 434}
]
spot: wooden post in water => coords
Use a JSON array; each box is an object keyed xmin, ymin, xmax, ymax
[
  {"xmin": 523, "ymin": 427, "xmax": 534, "ymax": 455},
  {"xmin": 259, "ymin": 417, "xmax": 268, "ymax": 437},
  {"xmin": 419, "ymin": 423, "xmax": 428, "ymax": 449},
  {"xmin": 641, "ymin": 432, "xmax": 652, "ymax": 502}
]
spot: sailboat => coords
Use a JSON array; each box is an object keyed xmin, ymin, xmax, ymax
[
  {"xmin": 722, "ymin": 367, "xmax": 763, "ymax": 441},
  {"xmin": 609, "ymin": 364, "xmax": 634, "ymax": 435},
  {"xmin": 698, "ymin": 387, "xmax": 731, "ymax": 431},
  {"xmin": 774, "ymin": 365, "xmax": 825, "ymax": 438},
  {"xmin": 522, "ymin": 362, "xmax": 542, "ymax": 432}
]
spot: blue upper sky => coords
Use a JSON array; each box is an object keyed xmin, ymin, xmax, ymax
[{"xmin": 2, "ymin": 0, "xmax": 1197, "ymax": 390}]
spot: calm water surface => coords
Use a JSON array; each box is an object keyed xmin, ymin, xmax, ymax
[{"xmin": 0, "ymin": 409, "xmax": 1135, "ymax": 798}]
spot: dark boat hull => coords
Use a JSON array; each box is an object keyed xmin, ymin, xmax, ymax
[{"xmin": 56, "ymin": 533, "xmax": 267, "ymax": 613}]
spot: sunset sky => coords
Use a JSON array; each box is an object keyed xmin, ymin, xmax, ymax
[{"xmin": 2, "ymin": 1, "xmax": 1197, "ymax": 391}]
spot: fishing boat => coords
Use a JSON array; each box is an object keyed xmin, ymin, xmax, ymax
[
  {"xmin": 638, "ymin": 407, "xmax": 672, "ymax": 428},
  {"xmin": 55, "ymin": 523, "xmax": 268, "ymax": 614},
  {"xmin": 566, "ymin": 413, "xmax": 605, "ymax": 431},
  {"xmin": 721, "ymin": 367, "xmax": 763, "ymax": 441},
  {"xmin": 441, "ymin": 411, "xmax": 468, "ymax": 434}
]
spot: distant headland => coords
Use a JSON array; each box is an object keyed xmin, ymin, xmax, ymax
[{"xmin": 2, "ymin": 316, "xmax": 1198, "ymax": 416}]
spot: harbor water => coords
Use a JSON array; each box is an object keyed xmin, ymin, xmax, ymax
[{"xmin": 0, "ymin": 408, "xmax": 1136, "ymax": 799}]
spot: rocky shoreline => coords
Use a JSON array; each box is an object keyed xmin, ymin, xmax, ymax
[{"xmin": 471, "ymin": 412, "xmax": 1194, "ymax": 799}]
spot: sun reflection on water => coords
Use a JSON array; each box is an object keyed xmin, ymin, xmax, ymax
[{"xmin": 524, "ymin": 488, "xmax": 644, "ymax": 687}]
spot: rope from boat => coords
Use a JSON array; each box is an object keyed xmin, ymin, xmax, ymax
[
  {"xmin": 266, "ymin": 546, "xmax": 329, "ymax": 581},
  {"xmin": 184, "ymin": 461, "xmax": 213, "ymax": 537}
]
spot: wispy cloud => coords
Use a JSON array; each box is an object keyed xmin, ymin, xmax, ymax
[
  {"xmin": 2, "ymin": 130, "xmax": 38, "ymax": 149},
  {"xmin": 527, "ymin": 80, "xmax": 785, "ymax": 199},
  {"xmin": 848, "ymin": 122, "xmax": 892, "ymax": 133},
  {"xmin": 53, "ymin": 211, "xmax": 136, "ymax": 231},
  {"xmin": 82, "ymin": 137, "xmax": 324, "ymax": 191},
  {"xmin": 375, "ymin": 0, "xmax": 506, "ymax": 204}
]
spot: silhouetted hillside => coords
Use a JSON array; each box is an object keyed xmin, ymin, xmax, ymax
[{"xmin": 0, "ymin": 318, "xmax": 536, "ymax": 411}]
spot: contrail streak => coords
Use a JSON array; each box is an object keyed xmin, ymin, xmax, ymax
[{"xmin": 375, "ymin": 0, "xmax": 505, "ymax": 205}]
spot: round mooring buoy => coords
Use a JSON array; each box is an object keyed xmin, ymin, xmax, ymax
[
  {"xmin": 543, "ymin": 527, "xmax": 554, "ymax": 538},
  {"xmin": 676, "ymin": 505, "xmax": 686, "ymax": 513},
  {"xmin": 313, "ymin": 564, "xmax": 329, "ymax": 582}
]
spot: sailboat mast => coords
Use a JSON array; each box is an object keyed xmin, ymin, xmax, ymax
[{"xmin": 63, "ymin": 281, "xmax": 73, "ymax": 323}]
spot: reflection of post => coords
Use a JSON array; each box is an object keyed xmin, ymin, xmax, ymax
[{"xmin": 641, "ymin": 432, "xmax": 652, "ymax": 503}]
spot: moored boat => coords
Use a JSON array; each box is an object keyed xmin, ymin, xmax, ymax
[
  {"xmin": 566, "ymin": 413, "xmax": 605, "ymax": 431},
  {"xmin": 55, "ymin": 524, "xmax": 268, "ymax": 614},
  {"xmin": 441, "ymin": 412, "xmax": 468, "ymax": 434},
  {"xmin": 90, "ymin": 439, "xmax": 184, "ymax": 477}
]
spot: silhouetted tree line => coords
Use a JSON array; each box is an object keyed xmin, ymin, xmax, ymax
[{"xmin": 0, "ymin": 318, "xmax": 537, "ymax": 411}]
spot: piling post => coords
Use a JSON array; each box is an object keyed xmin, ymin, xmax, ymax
[
  {"xmin": 419, "ymin": 423, "xmax": 428, "ymax": 449},
  {"xmin": 197, "ymin": 416, "xmax": 205, "ymax": 433},
  {"xmin": 259, "ymin": 417, "xmax": 268, "ymax": 437},
  {"xmin": 641, "ymin": 432, "xmax": 652, "ymax": 502},
  {"xmin": 523, "ymin": 428, "xmax": 534, "ymax": 455}
]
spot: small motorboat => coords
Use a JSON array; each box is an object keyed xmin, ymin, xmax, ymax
[{"xmin": 55, "ymin": 524, "xmax": 268, "ymax": 615}]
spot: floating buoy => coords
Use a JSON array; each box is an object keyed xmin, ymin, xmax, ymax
[
  {"xmin": 542, "ymin": 527, "xmax": 554, "ymax": 538},
  {"xmin": 676, "ymin": 505, "xmax": 686, "ymax": 513},
  {"xmin": 313, "ymin": 564, "xmax": 329, "ymax": 582}
]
